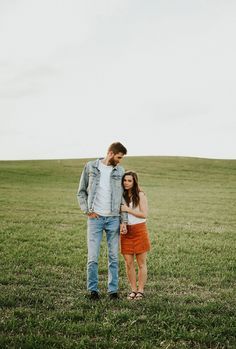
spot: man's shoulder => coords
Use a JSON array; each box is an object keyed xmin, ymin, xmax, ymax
[
  {"xmin": 85, "ymin": 159, "xmax": 99, "ymax": 168},
  {"xmin": 117, "ymin": 165, "xmax": 125, "ymax": 175}
]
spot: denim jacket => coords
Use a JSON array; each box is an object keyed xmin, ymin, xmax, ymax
[{"xmin": 77, "ymin": 158, "xmax": 128, "ymax": 223}]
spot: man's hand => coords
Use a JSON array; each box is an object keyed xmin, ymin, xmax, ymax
[
  {"xmin": 87, "ymin": 212, "xmax": 99, "ymax": 219},
  {"xmin": 120, "ymin": 223, "xmax": 127, "ymax": 234}
]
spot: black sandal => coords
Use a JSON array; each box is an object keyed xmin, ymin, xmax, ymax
[
  {"xmin": 127, "ymin": 291, "xmax": 137, "ymax": 300},
  {"xmin": 135, "ymin": 292, "xmax": 144, "ymax": 300}
]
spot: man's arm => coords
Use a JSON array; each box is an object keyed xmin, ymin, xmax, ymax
[
  {"xmin": 120, "ymin": 196, "xmax": 128, "ymax": 224},
  {"xmin": 77, "ymin": 164, "xmax": 89, "ymax": 214}
]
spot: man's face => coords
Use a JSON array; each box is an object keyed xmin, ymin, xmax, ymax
[{"xmin": 108, "ymin": 152, "xmax": 124, "ymax": 166}]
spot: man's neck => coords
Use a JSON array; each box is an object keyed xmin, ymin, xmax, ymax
[
  {"xmin": 101, "ymin": 157, "xmax": 110, "ymax": 166},
  {"xmin": 102, "ymin": 156, "xmax": 115, "ymax": 166}
]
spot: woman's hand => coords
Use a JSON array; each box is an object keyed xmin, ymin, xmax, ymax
[{"xmin": 121, "ymin": 204, "xmax": 130, "ymax": 213}]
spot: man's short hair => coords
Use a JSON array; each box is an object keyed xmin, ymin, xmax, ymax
[{"xmin": 108, "ymin": 142, "xmax": 127, "ymax": 155}]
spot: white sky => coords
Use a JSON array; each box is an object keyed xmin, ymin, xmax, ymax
[{"xmin": 0, "ymin": 0, "xmax": 235, "ymax": 160}]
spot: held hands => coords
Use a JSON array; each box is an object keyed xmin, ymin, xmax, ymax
[{"xmin": 120, "ymin": 223, "xmax": 127, "ymax": 235}]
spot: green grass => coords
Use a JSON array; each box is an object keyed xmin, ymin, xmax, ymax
[{"xmin": 0, "ymin": 156, "xmax": 235, "ymax": 349}]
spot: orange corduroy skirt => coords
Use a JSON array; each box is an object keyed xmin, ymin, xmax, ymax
[{"xmin": 120, "ymin": 222, "xmax": 151, "ymax": 255}]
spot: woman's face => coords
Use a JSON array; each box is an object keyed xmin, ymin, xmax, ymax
[{"xmin": 123, "ymin": 175, "xmax": 134, "ymax": 191}]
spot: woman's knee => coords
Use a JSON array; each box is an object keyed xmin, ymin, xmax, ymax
[
  {"xmin": 136, "ymin": 257, "xmax": 147, "ymax": 270},
  {"xmin": 138, "ymin": 262, "xmax": 147, "ymax": 270},
  {"xmin": 124, "ymin": 258, "xmax": 135, "ymax": 270}
]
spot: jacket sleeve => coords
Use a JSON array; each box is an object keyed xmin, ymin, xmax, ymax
[
  {"xmin": 77, "ymin": 163, "xmax": 89, "ymax": 213},
  {"xmin": 120, "ymin": 193, "xmax": 128, "ymax": 224}
]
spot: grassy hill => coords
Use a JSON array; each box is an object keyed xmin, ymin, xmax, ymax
[{"xmin": 0, "ymin": 156, "xmax": 235, "ymax": 348}]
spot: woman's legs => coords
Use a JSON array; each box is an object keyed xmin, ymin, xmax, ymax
[
  {"xmin": 123, "ymin": 254, "xmax": 137, "ymax": 292},
  {"xmin": 136, "ymin": 252, "xmax": 147, "ymax": 293}
]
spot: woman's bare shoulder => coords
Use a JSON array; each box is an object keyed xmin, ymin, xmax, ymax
[{"xmin": 139, "ymin": 191, "xmax": 146, "ymax": 197}]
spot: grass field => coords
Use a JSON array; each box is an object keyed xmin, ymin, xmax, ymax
[{"xmin": 0, "ymin": 156, "xmax": 236, "ymax": 349}]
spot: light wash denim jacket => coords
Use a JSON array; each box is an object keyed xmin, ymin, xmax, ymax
[{"xmin": 77, "ymin": 158, "xmax": 128, "ymax": 223}]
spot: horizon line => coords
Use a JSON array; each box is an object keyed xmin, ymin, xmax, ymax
[{"xmin": 0, "ymin": 154, "xmax": 235, "ymax": 162}]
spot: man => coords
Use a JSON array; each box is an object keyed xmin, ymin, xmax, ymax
[{"xmin": 77, "ymin": 142, "xmax": 128, "ymax": 300}]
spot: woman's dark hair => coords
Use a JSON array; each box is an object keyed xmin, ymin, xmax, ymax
[{"xmin": 122, "ymin": 171, "xmax": 141, "ymax": 208}]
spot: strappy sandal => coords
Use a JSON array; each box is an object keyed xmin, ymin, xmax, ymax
[
  {"xmin": 127, "ymin": 291, "xmax": 137, "ymax": 300},
  {"xmin": 135, "ymin": 292, "xmax": 144, "ymax": 300}
]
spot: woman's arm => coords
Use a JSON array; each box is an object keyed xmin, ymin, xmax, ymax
[{"xmin": 121, "ymin": 192, "xmax": 148, "ymax": 218}]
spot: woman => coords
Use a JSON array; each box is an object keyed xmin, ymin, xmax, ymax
[{"xmin": 120, "ymin": 171, "xmax": 151, "ymax": 300}]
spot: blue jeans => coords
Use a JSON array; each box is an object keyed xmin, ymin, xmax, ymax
[{"xmin": 87, "ymin": 216, "xmax": 120, "ymax": 293}]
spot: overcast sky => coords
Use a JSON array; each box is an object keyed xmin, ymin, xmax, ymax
[{"xmin": 0, "ymin": 0, "xmax": 235, "ymax": 160}]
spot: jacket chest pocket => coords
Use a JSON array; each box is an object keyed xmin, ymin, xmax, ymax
[
  {"xmin": 112, "ymin": 174, "xmax": 122, "ymax": 180},
  {"xmin": 88, "ymin": 171, "xmax": 97, "ymax": 188},
  {"xmin": 112, "ymin": 174, "xmax": 122, "ymax": 187},
  {"xmin": 89, "ymin": 171, "xmax": 97, "ymax": 178}
]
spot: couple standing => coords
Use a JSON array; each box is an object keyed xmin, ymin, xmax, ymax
[{"xmin": 77, "ymin": 142, "xmax": 151, "ymax": 300}]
